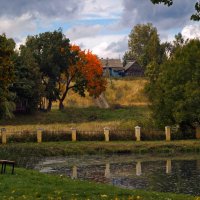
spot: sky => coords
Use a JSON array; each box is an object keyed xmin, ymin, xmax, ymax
[{"xmin": 0, "ymin": 0, "xmax": 200, "ymax": 59}]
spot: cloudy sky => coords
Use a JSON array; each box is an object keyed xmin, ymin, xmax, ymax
[{"xmin": 0, "ymin": 0, "xmax": 200, "ymax": 58}]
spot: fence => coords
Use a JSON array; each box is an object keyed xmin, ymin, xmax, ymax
[{"xmin": 0, "ymin": 126, "xmax": 199, "ymax": 144}]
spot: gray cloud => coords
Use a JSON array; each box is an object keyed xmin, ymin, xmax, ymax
[
  {"xmin": 0, "ymin": 0, "xmax": 83, "ymax": 19},
  {"xmin": 106, "ymin": 36, "xmax": 128, "ymax": 53},
  {"xmin": 121, "ymin": 0, "xmax": 197, "ymax": 30}
]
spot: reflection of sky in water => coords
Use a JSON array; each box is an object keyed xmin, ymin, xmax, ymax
[{"xmin": 35, "ymin": 155, "xmax": 200, "ymax": 196}]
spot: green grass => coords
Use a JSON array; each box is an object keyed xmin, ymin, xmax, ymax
[
  {"xmin": 1, "ymin": 141, "xmax": 200, "ymax": 162},
  {"xmin": 0, "ymin": 106, "xmax": 150, "ymax": 131},
  {"xmin": 1, "ymin": 106, "xmax": 149, "ymax": 125},
  {"xmin": 0, "ymin": 168, "xmax": 197, "ymax": 200}
]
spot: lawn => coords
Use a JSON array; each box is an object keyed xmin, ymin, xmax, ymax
[{"xmin": 0, "ymin": 168, "xmax": 197, "ymax": 200}]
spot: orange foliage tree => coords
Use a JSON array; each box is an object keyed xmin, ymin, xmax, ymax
[{"xmin": 58, "ymin": 44, "xmax": 106, "ymax": 110}]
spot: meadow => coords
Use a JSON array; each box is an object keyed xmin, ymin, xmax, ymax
[{"xmin": 0, "ymin": 78, "xmax": 151, "ymax": 132}]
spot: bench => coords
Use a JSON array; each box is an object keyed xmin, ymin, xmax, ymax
[{"xmin": 0, "ymin": 160, "xmax": 15, "ymax": 174}]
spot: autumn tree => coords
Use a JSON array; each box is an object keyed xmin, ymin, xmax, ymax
[
  {"xmin": 58, "ymin": 45, "xmax": 106, "ymax": 110},
  {"xmin": 151, "ymin": 0, "xmax": 200, "ymax": 21},
  {"xmin": 0, "ymin": 34, "xmax": 15, "ymax": 119}
]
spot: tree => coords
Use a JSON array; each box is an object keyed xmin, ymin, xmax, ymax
[
  {"xmin": 10, "ymin": 46, "xmax": 44, "ymax": 113},
  {"xmin": 58, "ymin": 45, "xmax": 106, "ymax": 110},
  {"xmin": 148, "ymin": 39, "xmax": 200, "ymax": 130},
  {"xmin": 0, "ymin": 34, "xmax": 15, "ymax": 119},
  {"xmin": 124, "ymin": 23, "xmax": 162, "ymax": 69},
  {"xmin": 151, "ymin": 0, "xmax": 200, "ymax": 21},
  {"xmin": 24, "ymin": 29, "xmax": 71, "ymax": 111}
]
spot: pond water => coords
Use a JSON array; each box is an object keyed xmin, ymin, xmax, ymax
[{"xmin": 34, "ymin": 154, "xmax": 200, "ymax": 196}]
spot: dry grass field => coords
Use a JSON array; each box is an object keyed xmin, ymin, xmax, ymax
[{"xmin": 0, "ymin": 78, "xmax": 150, "ymax": 133}]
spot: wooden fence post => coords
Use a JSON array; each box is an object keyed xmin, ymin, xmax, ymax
[
  {"xmin": 71, "ymin": 128, "xmax": 77, "ymax": 142},
  {"xmin": 165, "ymin": 126, "xmax": 171, "ymax": 141},
  {"xmin": 1, "ymin": 128, "xmax": 7, "ymax": 144},
  {"xmin": 37, "ymin": 128, "xmax": 43, "ymax": 143},
  {"xmin": 104, "ymin": 127, "xmax": 110, "ymax": 142},
  {"xmin": 135, "ymin": 126, "xmax": 141, "ymax": 141},
  {"xmin": 196, "ymin": 127, "xmax": 200, "ymax": 139}
]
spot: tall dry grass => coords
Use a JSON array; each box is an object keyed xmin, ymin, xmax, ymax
[{"xmin": 53, "ymin": 78, "xmax": 149, "ymax": 108}]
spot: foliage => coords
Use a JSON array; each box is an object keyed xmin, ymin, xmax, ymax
[
  {"xmin": 150, "ymin": 0, "xmax": 200, "ymax": 21},
  {"xmin": 10, "ymin": 46, "xmax": 44, "ymax": 113},
  {"xmin": 24, "ymin": 29, "xmax": 71, "ymax": 111},
  {"xmin": 124, "ymin": 23, "xmax": 163, "ymax": 70},
  {"xmin": 0, "ymin": 34, "xmax": 15, "ymax": 119},
  {"xmin": 148, "ymin": 39, "xmax": 200, "ymax": 129}
]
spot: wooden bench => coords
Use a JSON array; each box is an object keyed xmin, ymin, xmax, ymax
[{"xmin": 0, "ymin": 160, "xmax": 15, "ymax": 174}]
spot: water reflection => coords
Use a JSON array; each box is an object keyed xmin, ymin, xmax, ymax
[{"xmin": 35, "ymin": 155, "xmax": 200, "ymax": 196}]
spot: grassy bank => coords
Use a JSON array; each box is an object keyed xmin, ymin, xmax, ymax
[
  {"xmin": 0, "ymin": 168, "xmax": 197, "ymax": 200},
  {"xmin": 0, "ymin": 106, "xmax": 150, "ymax": 131},
  {"xmin": 1, "ymin": 141, "xmax": 200, "ymax": 161}
]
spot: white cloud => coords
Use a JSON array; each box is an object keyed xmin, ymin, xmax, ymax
[
  {"xmin": 82, "ymin": 0, "xmax": 123, "ymax": 19},
  {"xmin": 0, "ymin": 13, "xmax": 36, "ymax": 39},
  {"xmin": 182, "ymin": 24, "xmax": 200, "ymax": 39},
  {"xmin": 69, "ymin": 34, "xmax": 128, "ymax": 58}
]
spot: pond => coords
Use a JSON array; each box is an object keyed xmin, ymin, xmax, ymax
[{"xmin": 34, "ymin": 154, "xmax": 200, "ymax": 196}]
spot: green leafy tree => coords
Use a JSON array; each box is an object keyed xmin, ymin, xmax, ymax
[
  {"xmin": 148, "ymin": 39, "xmax": 200, "ymax": 130},
  {"xmin": 151, "ymin": 0, "xmax": 200, "ymax": 21},
  {"xmin": 24, "ymin": 29, "xmax": 71, "ymax": 111},
  {"xmin": 124, "ymin": 23, "xmax": 162, "ymax": 69},
  {"xmin": 0, "ymin": 34, "xmax": 15, "ymax": 119},
  {"xmin": 10, "ymin": 46, "xmax": 44, "ymax": 113}
]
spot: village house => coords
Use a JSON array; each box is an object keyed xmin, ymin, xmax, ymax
[{"xmin": 101, "ymin": 58, "xmax": 144, "ymax": 77}]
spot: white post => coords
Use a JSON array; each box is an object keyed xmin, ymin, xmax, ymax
[
  {"xmin": 166, "ymin": 159, "xmax": 172, "ymax": 174},
  {"xmin": 136, "ymin": 161, "xmax": 142, "ymax": 176},
  {"xmin": 104, "ymin": 127, "xmax": 110, "ymax": 142},
  {"xmin": 105, "ymin": 163, "xmax": 110, "ymax": 178},
  {"xmin": 135, "ymin": 126, "xmax": 141, "ymax": 141},
  {"xmin": 72, "ymin": 166, "xmax": 77, "ymax": 179},
  {"xmin": 196, "ymin": 127, "xmax": 200, "ymax": 139},
  {"xmin": 37, "ymin": 128, "xmax": 42, "ymax": 143},
  {"xmin": 71, "ymin": 128, "xmax": 77, "ymax": 142},
  {"xmin": 1, "ymin": 128, "xmax": 7, "ymax": 144},
  {"xmin": 165, "ymin": 126, "xmax": 171, "ymax": 141}
]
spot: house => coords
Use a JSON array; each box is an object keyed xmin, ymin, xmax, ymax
[
  {"xmin": 101, "ymin": 58, "xmax": 124, "ymax": 77},
  {"xmin": 101, "ymin": 58, "xmax": 144, "ymax": 77},
  {"xmin": 124, "ymin": 60, "xmax": 144, "ymax": 77}
]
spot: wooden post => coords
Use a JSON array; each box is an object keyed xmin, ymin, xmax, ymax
[
  {"xmin": 104, "ymin": 127, "xmax": 110, "ymax": 142},
  {"xmin": 1, "ymin": 128, "xmax": 7, "ymax": 144},
  {"xmin": 196, "ymin": 127, "xmax": 200, "ymax": 139},
  {"xmin": 135, "ymin": 126, "xmax": 141, "ymax": 141},
  {"xmin": 71, "ymin": 128, "xmax": 77, "ymax": 142},
  {"xmin": 37, "ymin": 128, "xmax": 42, "ymax": 143},
  {"xmin": 165, "ymin": 126, "xmax": 171, "ymax": 141}
]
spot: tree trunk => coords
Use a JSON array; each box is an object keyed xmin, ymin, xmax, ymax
[
  {"xmin": 47, "ymin": 99, "xmax": 52, "ymax": 112},
  {"xmin": 59, "ymin": 100, "xmax": 64, "ymax": 110}
]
